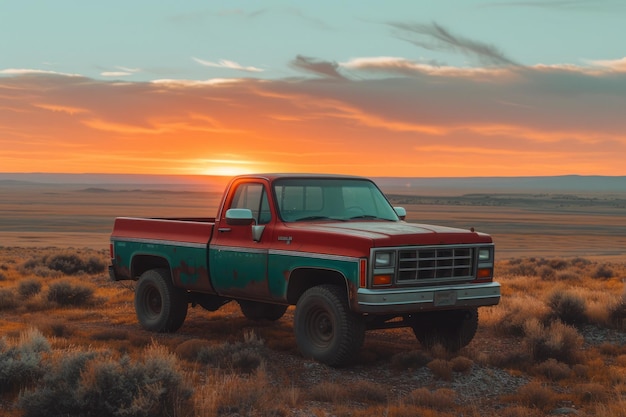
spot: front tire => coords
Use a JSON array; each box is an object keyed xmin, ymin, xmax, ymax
[
  {"xmin": 294, "ymin": 285, "xmax": 365, "ymax": 367},
  {"xmin": 411, "ymin": 308, "xmax": 478, "ymax": 351},
  {"xmin": 135, "ymin": 268, "xmax": 188, "ymax": 333}
]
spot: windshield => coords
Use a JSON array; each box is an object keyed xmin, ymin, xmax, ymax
[{"xmin": 273, "ymin": 178, "xmax": 399, "ymax": 222}]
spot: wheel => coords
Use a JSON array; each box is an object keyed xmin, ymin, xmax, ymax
[
  {"xmin": 294, "ymin": 285, "xmax": 365, "ymax": 367},
  {"xmin": 238, "ymin": 300, "xmax": 288, "ymax": 321},
  {"xmin": 411, "ymin": 308, "xmax": 478, "ymax": 351},
  {"xmin": 135, "ymin": 268, "xmax": 188, "ymax": 333}
]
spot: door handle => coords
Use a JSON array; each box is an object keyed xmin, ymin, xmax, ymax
[{"xmin": 218, "ymin": 228, "xmax": 232, "ymax": 233}]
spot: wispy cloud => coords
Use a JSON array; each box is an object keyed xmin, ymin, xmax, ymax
[
  {"xmin": 101, "ymin": 66, "xmax": 141, "ymax": 77},
  {"xmin": 0, "ymin": 68, "xmax": 81, "ymax": 77},
  {"xmin": 388, "ymin": 21, "xmax": 518, "ymax": 67},
  {"xmin": 192, "ymin": 57, "xmax": 263, "ymax": 73},
  {"xmin": 290, "ymin": 55, "xmax": 346, "ymax": 79}
]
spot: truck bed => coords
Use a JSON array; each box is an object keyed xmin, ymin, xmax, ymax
[{"xmin": 111, "ymin": 217, "xmax": 215, "ymax": 244}]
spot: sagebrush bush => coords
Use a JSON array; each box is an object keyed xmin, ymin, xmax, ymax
[
  {"xmin": 547, "ymin": 290, "xmax": 587, "ymax": 326},
  {"xmin": 0, "ymin": 329, "xmax": 50, "ymax": 394},
  {"xmin": 532, "ymin": 359, "xmax": 571, "ymax": 381},
  {"xmin": 19, "ymin": 251, "xmax": 106, "ymax": 277},
  {"xmin": 18, "ymin": 278, "xmax": 42, "ymax": 298},
  {"xmin": 0, "ymin": 287, "xmax": 18, "ymax": 310},
  {"xmin": 592, "ymin": 264, "xmax": 614, "ymax": 279},
  {"xmin": 523, "ymin": 319, "xmax": 582, "ymax": 364},
  {"xmin": 427, "ymin": 358, "xmax": 453, "ymax": 381},
  {"xmin": 47, "ymin": 280, "xmax": 94, "ymax": 306},
  {"xmin": 19, "ymin": 343, "xmax": 192, "ymax": 417},
  {"xmin": 195, "ymin": 334, "xmax": 266, "ymax": 373},
  {"xmin": 515, "ymin": 381, "xmax": 557, "ymax": 411}
]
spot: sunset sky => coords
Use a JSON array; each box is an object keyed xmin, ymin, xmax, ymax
[{"xmin": 2, "ymin": 1, "xmax": 626, "ymax": 177}]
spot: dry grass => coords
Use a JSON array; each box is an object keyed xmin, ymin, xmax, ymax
[{"xmin": 1, "ymin": 246, "xmax": 626, "ymax": 416}]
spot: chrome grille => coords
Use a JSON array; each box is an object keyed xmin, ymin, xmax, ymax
[{"xmin": 397, "ymin": 247, "xmax": 474, "ymax": 283}]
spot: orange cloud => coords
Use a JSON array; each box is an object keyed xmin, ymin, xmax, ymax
[{"xmin": 1, "ymin": 69, "xmax": 625, "ymax": 177}]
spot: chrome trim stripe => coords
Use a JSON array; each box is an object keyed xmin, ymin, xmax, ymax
[
  {"xmin": 111, "ymin": 237, "xmax": 207, "ymax": 249},
  {"xmin": 211, "ymin": 245, "xmax": 268, "ymax": 255},
  {"xmin": 269, "ymin": 249, "xmax": 358, "ymax": 263}
]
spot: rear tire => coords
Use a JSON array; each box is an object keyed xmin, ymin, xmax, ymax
[
  {"xmin": 238, "ymin": 300, "xmax": 288, "ymax": 321},
  {"xmin": 411, "ymin": 308, "xmax": 478, "ymax": 351},
  {"xmin": 294, "ymin": 285, "xmax": 365, "ymax": 367},
  {"xmin": 135, "ymin": 268, "xmax": 188, "ymax": 333}
]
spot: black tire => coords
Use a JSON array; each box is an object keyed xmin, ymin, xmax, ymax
[
  {"xmin": 238, "ymin": 300, "xmax": 288, "ymax": 321},
  {"xmin": 411, "ymin": 308, "xmax": 478, "ymax": 351},
  {"xmin": 135, "ymin": 268, "xmax": 188, "ymax": 333},
  {"xmin": 294, "ymin": 285, "xmax": 365, "ymax": 367}
]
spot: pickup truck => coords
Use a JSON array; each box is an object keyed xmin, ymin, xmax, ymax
[{"xmin": 109, "ymin": 174, "xmax": 500, "ymax": 366}]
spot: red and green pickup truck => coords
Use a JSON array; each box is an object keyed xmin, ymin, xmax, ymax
[{"xmin": 109, "ymin": 174, "xmax": 500, "ymax": 366}]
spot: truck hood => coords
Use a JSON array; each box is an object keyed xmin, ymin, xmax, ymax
[{"xmin": 285, "ymin": 221, "xmax": 492, "ymax": 247}]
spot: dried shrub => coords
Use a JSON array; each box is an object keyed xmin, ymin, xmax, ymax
[
  {"xmin": 19, "ymin": 251, "xmax": 106, "ymax": 277},
  {"xmin": 538, "ymin": 266, "xmax": 555, "ymax": 280},
  {"xmin": 18, "ymin": 278, "xmax": 42, "ymax": 298},
  {"xmin": 494, "ymin": 295, "xmax": 550, "ymax": 337},
  {"xmin": 573, "ymin": 382, "xmax": 609, "ymax": 404},
  {"xmin": 554, "ymin": 269, "xmax": 581, "ymax": 281},
  {"xmin": 592, "ymin": 264, "xmax": 614, "ymax": 279},
  {"xmin": 47, "ymin": 280, "xmax": 94, "ymax": 306},
  {"xmin": 547, "ymin": 290, "xmax": 587, "ymax": 326},
  {"xmin": 195, "ymin": 332, "xmax": 266, "ymax": 373},
  {"xmin": 18, "ymin": 343, "xmax": 193, "ymax": 417},
  {"xmin": 515, "ymin": 381, "xmax": 557, "ymax": 411},
  {"xmin": 390, "ymin": 350, "xmax": 432, "ymax": 370},
  {"xmin": 531, "ymin": 359, "xmax": 571, "ymax": 381},
  {"xmin": 450, "ymin": 356, "xmax": 473, "ymax": 374},
  {"xmin": 427, "ymin": 359, "xmax": 453, "ymax": 381},
  {"xmin": 405, "ymin": 387, "xmax": 457, "ymax": 410},
  {"xmin": 211, "ymin": 368, "xmax": 275, "ymax": 415},
  {"xmin": 0, "ymin": 287, "xmax": 18, "ymax": 310},
  {"xmin": 0, "ymin": 329, "xmax": 50, "ymax": 394},
  {"xmin": 523, "ymin": 319, "xmax": 582, "ymax": 364},
  {"xmin": 174, "ymin": 338, "xmax": 212, "ymax": 362},
  {"xmin": 506, "ymin": 260, "xmax": 538, "ymax": 277}
]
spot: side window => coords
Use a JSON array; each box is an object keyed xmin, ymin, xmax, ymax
[{"xmin": 230, "ymin": 183, "xmax": 271, "ymax": 225}]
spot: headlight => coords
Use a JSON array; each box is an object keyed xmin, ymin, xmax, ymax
[
  {"xmin": 375, "ymin": 252, "xmax": 394, "ymax": 268},
  {"xmin": 478, "ymin": 248, "xmax": 492, "ymax": 262}
]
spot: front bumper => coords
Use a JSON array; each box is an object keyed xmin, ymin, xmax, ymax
[{"xmin": 356, "ymin": 281, "xmax": 501, "ymax": 314}]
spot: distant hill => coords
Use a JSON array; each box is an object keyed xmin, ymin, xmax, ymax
[
  {"xmin": 374, "ymin": 175, "xmax": 626, "ymax": 195},
  {"xmin": 1, "ymin": 173, "xmax": 624, "ymax": 195}
]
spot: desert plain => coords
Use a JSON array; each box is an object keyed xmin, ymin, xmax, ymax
[{"xmin": 1, "ymin": 175, "xmax": 626, "ymax": 416}]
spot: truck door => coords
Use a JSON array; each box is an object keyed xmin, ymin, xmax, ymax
[{"xmin": 209, "ymin": 180, "xmax": 274, "ymax": 299}]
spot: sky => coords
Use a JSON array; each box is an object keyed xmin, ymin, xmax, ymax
[{"xmin": 1, "ymin": 0, "xmax": 626, "ymax": 178}]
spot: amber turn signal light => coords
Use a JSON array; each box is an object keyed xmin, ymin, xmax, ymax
[{"xmin": 372, "ymin": 275, "xmax": 392, "ymax": 286}]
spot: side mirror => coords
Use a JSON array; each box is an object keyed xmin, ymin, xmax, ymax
[
  {"xmin": 225, "ymin": 208, "xmax": 255, "ymax": 226},
  {"xmin": 394, "ymin": 207, "xmax": 406, "ymax": 220}
]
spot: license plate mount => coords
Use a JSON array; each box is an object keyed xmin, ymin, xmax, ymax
[{"xmin": 433, "ymin": 290, "xmax": 457, "ymax": 307}]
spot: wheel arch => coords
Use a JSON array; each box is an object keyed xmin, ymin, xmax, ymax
[
  {"xmin": 131, "ymin": 254, "xmax": 171, "ymax": 280},
  {"xmin": 286, "ymin": 267, "xmax": 350, "ymax": 305}
]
